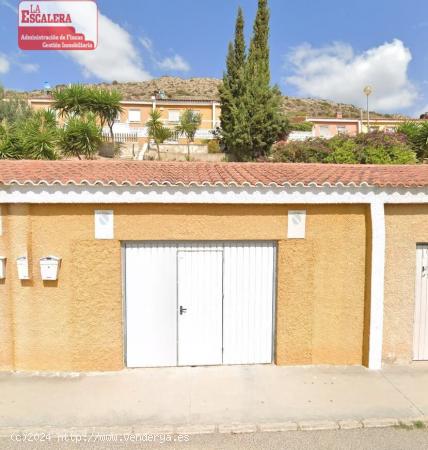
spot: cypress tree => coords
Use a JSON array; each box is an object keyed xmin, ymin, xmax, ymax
[
  {"xmin": 234, "ymin": 7, "xmax": 246, "ymax": 73},
  {"xmin": 220, "ymin": 1, "xmax": 287, "ymax": 161},
  {"xmin": 219, "ymin": 42, "xmax": 235, "ymax": 141},
  {"xmin": 219, "ymin": 8, "xmax": 251, "ymax": 160},
  {"xmin": 247, "ymin": 0, "xmax": 270, "ymax": 80},
  {"xmin": 245, "ymin": 0, "xmax": 288, "ymax": 159}
]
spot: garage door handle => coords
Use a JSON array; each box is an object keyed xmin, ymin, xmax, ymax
[{"xmin": 180, "ymin": 306, "xmax": 187, "ymax": 315}]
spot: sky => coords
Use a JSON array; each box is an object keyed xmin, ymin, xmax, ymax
[{"xmin": 0, "ymin": 0, "xmax": 428, "ymax": 116}]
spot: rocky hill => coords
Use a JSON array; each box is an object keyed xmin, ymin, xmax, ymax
[{"xmin": 14, "ymin": 76, "xmax": 403, "ymax": 120}]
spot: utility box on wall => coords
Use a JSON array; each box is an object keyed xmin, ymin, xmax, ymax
[
  {"xmin": 287, "ymin": 210, "xmax": 307, "ymax": 239},
  {"xmin": 17, "ymin": 256, "xmax": 30, "ymax": 280},
  {"xmin": 40, "ymin": 256, "xmax": 61, "ymax": 281},
  {"xmin": 0, "ymin": 257, "xmax": 5, "ymax": 279}
]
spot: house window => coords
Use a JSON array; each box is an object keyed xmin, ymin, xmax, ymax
[
  {"xmin": 168, "ymin": 110, "xmax": 180, "ymax": 123},
  {"xmin": 319, "ymin": 126, "xmax": 331, "ymax": 138},
  {"xmin": 115, "ymin": 111, "xmax": 121, "ymax": 122},
  {"xmin": 337, "ymin": 126, "xmax": 348, "ymax": 135},
  {"xmin": 128, "ymin": 110, "xmax": 141, "ymax": 123}
]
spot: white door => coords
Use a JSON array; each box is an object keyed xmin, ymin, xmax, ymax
[
  {"xmin": 177, "ymin": 250, "xmax": 223, "ymax": 366},
  {"xmin": 414, "ymin": 244, "xmax": 428, "ymax": 360},
  {"xmin": 125, "ymin": 243, "xmax": 177, "ymax": 368},
  {"xmin": 223, "ymin": 242, "xmax": 275, "ymax": 364},
  {"xmin": 125, "ymin": 242, "xmax": 275, "ymax": 368}
]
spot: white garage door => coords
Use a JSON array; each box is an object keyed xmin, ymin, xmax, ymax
[
  {"xmin": 125, "ymin": 242, "xmax": 276, "ymax": 368},
  {"xmin": 414, "ymin": 244, "xmax": 428, "ymax": 361}
]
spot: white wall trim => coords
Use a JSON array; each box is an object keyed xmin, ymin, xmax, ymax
[
  {"xmin": 0, "ymin": 184, "xmax": 427, "ymax": 205},
  {"xmin": 368, "ymin": 201, "xmax": 386, "ymax": 370}
]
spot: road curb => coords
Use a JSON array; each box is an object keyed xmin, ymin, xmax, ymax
[
  {"xmin": 338, "ymin": 420, "xmax": 363, "ymax": 430},
  {"xmin": 0, "ymin": 417, "xmax": 426, "ymax": 437},
  {"xmin": 362, "ymin": 418, "xmax": 399, "ymax": 428},
  {"xmin": 258, "ymin": 422, "xmax": 298, "ymax": 432},
  {"xmin": 298, "ymin": 420, "xmax": 339, "ymax": 431}
]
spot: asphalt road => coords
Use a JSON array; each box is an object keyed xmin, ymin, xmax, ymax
[{"xmin": 2, "ymin": 428, "xmax": 428, "ymax": 450}]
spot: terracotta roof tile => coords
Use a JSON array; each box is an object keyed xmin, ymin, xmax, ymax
[{"xmin": 0, "ymin": 160, "xmax": 427, "ymax": 188}]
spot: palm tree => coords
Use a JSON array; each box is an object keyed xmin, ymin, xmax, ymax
[
  {"xmin": 176, "ymin": 110, "xmax": 202, "ymax": 160},
  {"xmin": 59, "ymin": 113, "xmax": 102, "ymax": 160},
  {"xmin": 53, "ymin": 85, "xmax": 123, "ymax": 145},
  {"xmin": 0, "ymin": 120, "xmax": 22, "ymax": 159},
  {"xmin": 19, "ymin": 110, "xmax": 59, "ymax": 160},
  {"xmin": 91, "ymin": 88, "xmax": 123, "ymax": 143},
  {"xmin": 146, "ymin": 109, "xmax": 172, "ymax": 160},
  {"xmin": 52, "ymin": 84, "xmax": 92, "ymax": 118}
]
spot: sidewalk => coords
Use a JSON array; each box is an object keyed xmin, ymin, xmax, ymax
[{"xmin": 1, "ymin": 364, "xmax": 428, "ymax": 432}]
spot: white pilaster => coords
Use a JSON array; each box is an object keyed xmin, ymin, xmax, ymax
[
  {"xmin": 212, "ymin": 103, "xmax": 217, "ymax": 129},
  {"xmin": 368, "ymin": 200, "xmax": 386, "ymax": 370}
]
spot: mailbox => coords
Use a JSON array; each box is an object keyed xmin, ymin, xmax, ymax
[
  {"xmin": 17, "ymin": 256, "xmax": 30, "ymax": 280},
  {"xmin": 40, "ymin": 256, "xmax": 61, "ymax": 281},
  {"xmin": 0, "ymin": 257, "xmax": 5, "ymax": 279}
]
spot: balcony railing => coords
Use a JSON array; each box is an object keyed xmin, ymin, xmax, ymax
[
  {"xmin": 102, "ymin": 131, "xmax": 138, "ymax": 143},
  {"xmin": 105, "ymin": 125, "xmax": 218, "ymax": 141}
]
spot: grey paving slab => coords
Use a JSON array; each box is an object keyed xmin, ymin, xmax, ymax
[{"xmin": 0, "ymin": 364, "xmax": 426, "ymax": 430}]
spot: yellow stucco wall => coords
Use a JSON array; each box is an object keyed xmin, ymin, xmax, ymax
[
  {"xmin": 0, "ymin": 205, "xmax": 14, "ymax": 370},
  {"xmin": 276, "ymin": 205, "xmax": 368, "ymax": 365},
  {"xmin": 0, "ymin": 203, "xmax": 368, "ymax": 371},
  {"xmin": 384, "ymin": 204, "xmax": 428, "ymax": 364}
]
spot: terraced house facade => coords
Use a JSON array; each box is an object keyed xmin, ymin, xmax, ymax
[
  {"xmin": 29, "ymin": 97, "xmax": 221, "ymax": 146},
  {"xmin": 0, "ymin": 161, "xmax": 427, "ymax": 372}
]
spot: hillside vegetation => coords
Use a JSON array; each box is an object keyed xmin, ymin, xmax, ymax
[{"xmin": 9, "ymin": 76, "xmax": 404, "ymax": 120}]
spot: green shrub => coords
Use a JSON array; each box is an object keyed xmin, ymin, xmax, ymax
[
  {"xmin": 270, "ymin": 131, "xmax": 417, "ymax": 164},
  {"xmin": 325, "ymin": 145, "xmax": 358, "ymax": 164},
  {"xmin": 362, "ymin": 145, "xmax": 416, "ymax": 164},
  {"xmin": 397, "ymin": 121, "xmax": 428, "ymax": 160},
  {"xmin": 271, "ymin": 138, "xmax": 331, "ymax": 163},
  {"xmin": 207, "ymin": 140, "xmax": 221, "ymax": 153},
  {"xmin": 0, "ymin": 85, "xmax": 32, "ymax": 124}
]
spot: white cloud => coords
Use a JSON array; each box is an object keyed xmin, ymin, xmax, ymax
[
  {"xmin": 157, "ymin": 55, "xmax": 190, "ymax": 72},
  {"xmin": 68, "ymin": 14, "xmax": 151, "ymax": 82},
  {"xmin": 285, "ymin": 39, "xmax": 418, "ymax": 112},
  {"xmin": 139, "ymin": 33, "xmax": 190, "ymax": 73},
  {"xmin": 0, "ymin": 52, "xmax": 37, "ymax": 75},
  {"xmin": 139, "ymin": 36, "xmax": 153, "ymax": 52},
  {"xmin": 0, "ymin": 54, "xmax": 10, "ymax": 74},
  {"xmin": 18, "ymin": 62, "xmax": 39, "ymax": 73}
]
